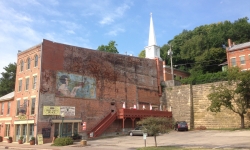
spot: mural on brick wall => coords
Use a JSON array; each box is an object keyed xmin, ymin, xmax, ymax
[{"xmin": 56, "ymin": 71, "xmax": 96, "ymax": 98}]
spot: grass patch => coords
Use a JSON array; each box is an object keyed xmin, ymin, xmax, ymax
[{"xmin": 137, "ymin": 146, "xmax": 237, "ymax": 150}]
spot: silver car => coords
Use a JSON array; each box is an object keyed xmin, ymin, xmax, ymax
[{"xmin": 129, "ymin": 126, "xmax": 147, "ymax": 136}]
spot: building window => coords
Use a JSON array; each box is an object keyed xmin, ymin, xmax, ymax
[
  {"xmin": 18, "ymin": 79, "xmax": 22, "ymax": 92},
  {"xmin": 7, "ymin": 101, "xmax": 10, "ymax": 115},
  {"xmin": 25, "ymin": 78, "xmax": 29, "ymax": 90},
  {"xmin": 34, "ymin": 55, "xmax": 38, "ymax": 67},
  {"xmin": 20, "ymin": 60, "xmax": 24, "ymax": 72},
  {"xmin": 231, "ymin": 58, "xmax": 236, "ymax": 67},
  {"xmin": 33, "ymin": 76, "xmax": 37, "ymax": 89},
  {"xmin": 16, "ymin": 100, "xmax": 20, "ymax": 116},
  {"xmin": 31, "ymin": 98, "xmax": 35, "ymax": 115},
  {"xmin": 0, "ymin": 102, "xmax": 3, "ymax": 115},
  {"xmin": 240, "ymin": 56, "xmax": 245, "ymax": 65},
  {"xmin": 27, "ymin": 58, "xmax": 30, "ymax": 70},
  {"xmin": 5, "ymin": 124, "xmax": 10, "ymax": 137}
]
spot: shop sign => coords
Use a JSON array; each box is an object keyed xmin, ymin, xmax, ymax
[
  {"xmin": 37, "ymin": 134, "xmax": 43, "ymax": 145},
  {"xmin": 60, "ymin": 106, "xmax": 75, "ymax": 116},
  {"xmin": 43, "ymin": 106, "xmax": 60, "ymax": 115},
  {"xmin": 18, "ymin": 114, "xmax": 27, "ymax": 120}
]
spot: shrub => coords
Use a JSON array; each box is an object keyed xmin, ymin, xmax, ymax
[
  {"xmin": 30, "ymin": 137, "xmax": 35, "ymax": 141},
  {"xmin": 53, "ymin": 137, "xmax": 73, "ymax": 146}
]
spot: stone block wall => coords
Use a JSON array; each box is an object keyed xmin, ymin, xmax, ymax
[{"xmin": 164, "ymin": 81, "xmax": 250, "ymax": 129}]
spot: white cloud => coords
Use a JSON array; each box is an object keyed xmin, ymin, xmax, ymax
[
  {"xmin": 99, "ymin": 17, "xmax": 114, "ymax": 25},
  {"xmin": 99, "ymin": 3, "xmax": 131, "ymax": 25},
  {"xmin": 107, "ymin": 27, "xmax": 125, "ymax": 36}
]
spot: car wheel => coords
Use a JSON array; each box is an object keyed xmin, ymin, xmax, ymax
[{"xmin": 129, "ymin": 132, "xmax": 133, "ymax": 136}]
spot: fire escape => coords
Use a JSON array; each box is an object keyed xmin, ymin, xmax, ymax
[{"xmin": 88, "ymin": 109, "xmax": 172, "ymax": 138}]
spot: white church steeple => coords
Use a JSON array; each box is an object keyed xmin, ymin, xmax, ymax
[{"xmin": 145, "ymin": 13, "xmax": 161, "ymax": 60}]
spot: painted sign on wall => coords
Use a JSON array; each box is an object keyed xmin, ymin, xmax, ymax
[
  {"xmin": 60, "ymin": 106, "xmax": 75, "ymax": 116},
  {"xmin": 43, "ymin": 106, "xmax": 60, "ymax": 115},
  {"xmin": 56, "ymin": 72, "xmax": 96, "ymax": 99}
]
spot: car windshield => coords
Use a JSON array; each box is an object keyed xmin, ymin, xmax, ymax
[{"xmin": 179, "ymin": 122, "xmax": 187, "ymax": 125}]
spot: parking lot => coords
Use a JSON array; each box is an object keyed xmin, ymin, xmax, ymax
[
  {"xmin": 0, "ymin": 130, "xmax": 249, "ymax": 150},
  {"xmin": 86, "ymin": 130, "xmax": 250, "ymax": 150}
]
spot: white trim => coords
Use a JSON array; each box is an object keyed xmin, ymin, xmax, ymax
[
  {"xmin": 25, "ymin": 76, "xmax": 30, "ymax": 78},
  {"xmin": 0, "ymin": 117, "xmax": 12, "ymax": 121},
  {"xmin": 32, "ymin": 73, "xmax": 38, "ymax": 76},
  {"xmin": 16, "ymin": 98, "xmax": 21, "ymax": 101},
  {"xmin": 52, "ymin": 119, "xmax": 82, "ymax": 123},
  {"xmin": 23, "ymin": 97, "xmax": 28, "ymax": 99},
  {"xmin": 239, "ymin": 55, "xmax": 245, "ymax": 57},
  {"xmin": 14, "ymin": 120, "xmax": 34, "ymax": 124},
  {"xmin": 5, "ymin": 122, "xmax": 11, "ymax": 124},
  {"xmin": 31, "ymin": 95, "xmax": 36, "ymax": 98},
  {"xmin": 18, "ymin": 78, "xmax": 22, "ymax": 80}
]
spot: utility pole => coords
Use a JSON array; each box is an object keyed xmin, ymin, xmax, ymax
[{"xmin": 168, "ymin": 44, "xmax": 174, "ymax": 80}]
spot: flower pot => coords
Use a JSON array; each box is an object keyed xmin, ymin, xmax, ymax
[
  {"xmin": 7, "ymin": 139, "xmax": 12, "ymax": 143},
  {"xmin": 0, "ymin": 138, "xmax": 3, "ymax": 142},
  {"xmin": 18, "ymin": 139, "xmax": 23, "ymax": 144},
  {"xmin": 30, "ymin": 140, "xmax": 35, "ymax": 145}
]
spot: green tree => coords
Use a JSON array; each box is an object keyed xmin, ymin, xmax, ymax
[
  {"xmin": 138, "ymin": 50, "xmax": 145, "ymax": 58},
  {"xmin": 97, "ymin": 40, "xmax": 119, "ymax": 53},
  {"xmin": 0, "ymin": 63, "xmax": 16, "ymax": 97},
  {"xmin": 137, "ymin": 117, "xmax": 174, "ymax": 147},
  {"xmin": 207, "ymin": 67, "xmax": 250, "ymax": 128}
]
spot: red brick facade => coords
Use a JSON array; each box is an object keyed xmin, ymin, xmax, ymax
[
  {"xmin": 227, "ymin": 39, "xmax": 250, "ymax": 70},
  {"xmin": 1, "ymin": 39, "xmax": 168, "ymax": 143}
]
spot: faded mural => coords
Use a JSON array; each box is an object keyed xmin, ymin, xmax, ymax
[{"xmin": 56, "ymin": 72, "xmax": 96, "ymax": 99}]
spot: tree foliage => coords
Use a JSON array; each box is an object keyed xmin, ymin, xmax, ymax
[
  {"xmin": 97, "ymin": 40, "xmax": 119, "ymax": 53},
  {"xmin": 207, "ymin": 67, "xmax": 250, "ymax": 128},
  {"xmin": 138, "ymin": 17, "xmax": 250, "ymax": 74},
  {"xmin": 0, "ymin": 63, "xmax": 16, "ymax": 97},
  {"xmin": 138, "ymin": 50, "xmax": 145, "ymax": 58},
  {"xmin": 180, "ymin": 71, "xmax": 227, "ymax": 85},
  {"xmin": 137, "ymin": 117, "xmax": 174, "ymax": 147}
]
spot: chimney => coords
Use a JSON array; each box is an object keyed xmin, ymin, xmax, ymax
[{"xmin": 228, "ymin": 39, "xmax": 232, "ymax": 47}]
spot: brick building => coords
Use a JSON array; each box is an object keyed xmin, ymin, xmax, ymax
[
  {"xmin": 0, "ymin": 14, "xmax": 189, "ymax": 144},
  {"xmin": 227, "ymin": 39, "xmax": 250, "ymax": 70}
]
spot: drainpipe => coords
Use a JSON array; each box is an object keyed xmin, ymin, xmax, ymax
[
  {"xmin": 155, "ymin": 58, "xmax": 162, "ymax": 97},
  {"xmin": 36, "ymin": 41, "xmax": 43, "ymax": 145}
]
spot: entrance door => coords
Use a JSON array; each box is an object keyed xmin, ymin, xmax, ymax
[
  {"xmin": 16, "ymin": 125, "xmax": 21, "ymax": 142},
  {"xmin": 29, "ymin": 124, "xmax": 34, "ymax": 140},
  {"xmin": 22, "ymin": 125, "xmax": 27, "ymax": 143}
]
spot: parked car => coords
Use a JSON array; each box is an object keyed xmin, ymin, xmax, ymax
[
  {"xmin": 129, "ymin": 126, "xmax": 147, "ymax": 136},
  {"xmin": 174, "ymin": 121, "xmax": 188, "ymax": 131}
]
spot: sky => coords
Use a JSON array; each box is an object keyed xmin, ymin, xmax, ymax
[{"xmin": 0, "ymin": 0, "xmax": 250, "ymax": 74}]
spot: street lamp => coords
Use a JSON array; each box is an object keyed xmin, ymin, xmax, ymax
[
  {"xmin": 167, "ymin": 44, "xmax": 174, "ymax": 80},
  {"xmin": 60, "ymin": 112, "xmax": 65, "ymax": 137}
]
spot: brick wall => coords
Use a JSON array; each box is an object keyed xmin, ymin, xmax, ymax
[{"xmin": 37, "ymin": 39, "xmax": 163, "ymax": 139}]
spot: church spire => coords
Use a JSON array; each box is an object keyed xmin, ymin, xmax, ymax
[
  {"xmin": 148, "ymin": 13, "xmax": 157, "ymax": 46},
  {"xmin": 145, "ymin": 13, "xmax": 161, "ymax": 60}
]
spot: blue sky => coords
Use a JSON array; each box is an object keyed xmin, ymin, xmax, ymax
[{"xmin": 0, "ymin": 0, "xmax": 250, "ymax": 74}]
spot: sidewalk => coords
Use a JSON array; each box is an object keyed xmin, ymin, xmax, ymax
[{"xmin": 0, "ymin": 141, "xmax": 82, "ymax": 150}]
